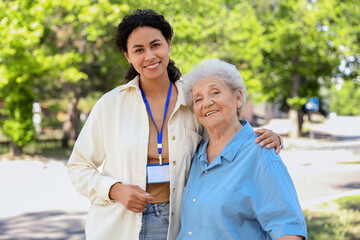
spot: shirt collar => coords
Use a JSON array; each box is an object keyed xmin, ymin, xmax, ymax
[
  {"xmin": 118, "ymin": 75, "xmax": 187, "ymax": 107},
  {"xmin": 197, "ymin": 120, "xmax": 253, "ymax": 168},
  {"xmin": 220, "ymin": 120, "xmax": 253, "ymax": 162},
  {"xmin": 118, "ymin": 75, "xmax": 140, "ymax": 93}
]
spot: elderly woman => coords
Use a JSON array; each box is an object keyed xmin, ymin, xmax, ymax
[{"xmin": 177, "ymin": 59, "xmax": 307, "ymax": 240}]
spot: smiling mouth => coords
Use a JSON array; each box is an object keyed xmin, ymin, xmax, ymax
[
  {"xmin": 145, "ymin": 62, "xmax": 160, "ymax": 69},
  {"xmin": 205, "ymin": 110, "xmax": 218, "ymax": 117}
]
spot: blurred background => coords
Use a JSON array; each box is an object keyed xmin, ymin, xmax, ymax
[{"xmin": 0, "ymin": 0, "xmax": 359, "ymax": 239}]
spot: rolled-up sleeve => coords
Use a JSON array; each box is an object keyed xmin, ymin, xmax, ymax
[{"xmin": 254, "ymin": 156, "xmax": 307, "ymax": 239}]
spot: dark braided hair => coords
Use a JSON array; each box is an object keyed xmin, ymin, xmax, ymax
[{"xmin": 115, "ymin": 9, "xmax": 181, "ymax": 83}]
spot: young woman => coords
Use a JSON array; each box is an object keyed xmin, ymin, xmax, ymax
[{"xmin": 67, "ymin": 9, "xmax": 282, "ymax": 240}]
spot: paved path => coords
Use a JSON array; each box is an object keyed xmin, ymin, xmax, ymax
[
  {"xmin": 0, "ymin": 116, "xmax": 359, "ymax": 239},
  {"xmin": 281, "ymin": 138, "xmax": 360, "ymax": 208},
  {"xmin": 0, "ymin": 159, "xmax": 89, "ymax": 240}
]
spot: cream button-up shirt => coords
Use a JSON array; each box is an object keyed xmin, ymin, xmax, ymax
[{"xmin": 67, "ymin": 76, "xmax": 203, "ymax": 240}]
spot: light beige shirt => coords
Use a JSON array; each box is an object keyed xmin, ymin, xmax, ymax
[{"xmin": 67, "ymin": 76, "xmax": 203, "ymax": 240}]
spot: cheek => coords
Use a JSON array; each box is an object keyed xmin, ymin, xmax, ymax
[{"xmin": 193, "ymin": 105, "xmax": 202, "ymax": 119}]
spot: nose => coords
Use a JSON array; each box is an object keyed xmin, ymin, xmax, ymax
[
  {"xmin": 203, "ymin": 96, "xmax": 214, "ymax": 108},
  {"xmin": 145, "ymin": 49, "xmax": 155, "ymax": 61}
]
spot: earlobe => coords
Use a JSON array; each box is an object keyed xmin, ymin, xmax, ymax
[
  {"xmin": 123, "ymin": 52, "xmax": 131, "ymax": 63},
  {"xmin": 236, "ymin": 90, "xmax": 243, "ymax": 108},
  {"xmin": 167, "ymin": 40, "xmax": 171, "ymax": 52}
]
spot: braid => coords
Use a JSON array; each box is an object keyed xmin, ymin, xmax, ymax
[
  {"xmin": 124, "ymin": 65, "xmax": 139, "ymax": 82},
  {"xmin": 167, "ymin": 59, "xmax": 181, "ymax": 83}
]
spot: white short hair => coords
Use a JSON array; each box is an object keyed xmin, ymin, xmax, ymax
[{"xmin": 182, "ymin": 58, "xmax": 247, "ymax": 119}]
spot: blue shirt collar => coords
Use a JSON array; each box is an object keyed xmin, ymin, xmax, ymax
[{"xmin": 197, "ymin": 120, "xmax": 254, "ymax": 169}]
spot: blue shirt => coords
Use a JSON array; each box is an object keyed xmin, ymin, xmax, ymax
[{"xmin": 177, "ymin": 121, "xmax": 307, "ymax": 240}]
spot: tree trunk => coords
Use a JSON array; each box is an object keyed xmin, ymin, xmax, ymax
[
  {"xmin": 62, "ymin": 87, "xmax": 81, "ymax": 149},
  {"xmin": 10, "ymin": 144, "xmax": 22, "ymax": 158},
  {"xmin": 289, "ymin": 108, "xmax": 300, "ymax": 138},
  {"xmin": 288, "ymin": 70, "xmax": 302, "ymax": 138}
]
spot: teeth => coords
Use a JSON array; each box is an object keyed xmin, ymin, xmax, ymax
[
  {"xmin": 146, "ymin": 63, "xmax": 159, "ymax": 69},
  {"xmin": 205, "ymin": 111, "xmax": 217, "ymax": 117}
]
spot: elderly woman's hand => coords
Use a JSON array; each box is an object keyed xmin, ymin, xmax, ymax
[{"xmin": 254, "ymin": 128, "xmax": 282, "ymax": 154}]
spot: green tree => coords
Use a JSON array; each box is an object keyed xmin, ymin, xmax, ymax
[
  {"xmin": 329, "ymin": 81, "xmax": 360, "ymax": 115},
  {"xmin": 133, "ymin": 0, "xmax": 265, "ymax": 101},
  {"xmin": 254, "ymin": 0, "xmax": 353, "ymax": 137},
  {"xmin": 0, "ymin": 0, "xmax": 52, "ymax": 155},
  {"xmin": 39, "ymin": 0, "xmax": 129, "ymax": 148},
  {"xmin": 0, "ymin": 0, "xmax": 130, "ymax": 153}
]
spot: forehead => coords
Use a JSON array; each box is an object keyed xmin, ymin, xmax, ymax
[
  {"xmin": 192, "ymin": 76, "xmax": 228, "ymax": 92},
  {"xmin": 127, "ymin": 26, "xmax": 166, "ymax": 46}
]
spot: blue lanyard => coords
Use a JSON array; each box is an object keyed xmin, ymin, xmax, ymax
[{"xmin": 139, "ymin": 80, "xmax": 172, "ymax": 165}]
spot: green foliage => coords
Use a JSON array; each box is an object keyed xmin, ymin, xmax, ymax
[
  {"xmin": 0, "ymin": 0, "xmax": 46, "ymax": 147},
  {"xmin": 258, "ymin": 0, "xmax": 341, "ymax": 102},
  {"xmin": 286, "ymin": 97, "xmax": 307, "ymax": 110},
  {"xmin": 0, "ymin": 0, "xmax": 128, "ymax": 148},
  {"xmin": 329, "ymin": 81, "xmax": 360, "ymax": 115},
  {"xmin": 305, "ymin": 194, "xmax": 360, "ymax": 239},
  {"xmin": 0, "ymin": 0, "xmax": 359, "ymax": 148}
]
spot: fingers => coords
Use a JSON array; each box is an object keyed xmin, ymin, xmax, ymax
[
  {"xmin": 135, "ymin": 192, "xmax": 154, "ymax": 203},
  {"xmin": 275, "ymin": 146, "xmax": 281, "ymax": 154},
  {"xmin": 112, "ymin": 184, "xmax": 154, "ymax": 213},
  {"xmin": 132, "ymin": 185, "xmax": 154, "ymax": 202},
  {"xmin": 129, "ymin": 202, "xmax": 147, "ymax": 213},
  {"xmin": 261, "ymin": 136, "xmax": 275, "ymax": 147},
  {"xmin": 254, "ymin": 128, "xmax": 266, "ymax": 143},
  {"xmin": 255, "ymin": 129, "xmax": 272, "ymax": 146},
  {"xmin": 255, "ymin": 128, "xmax": 281, "ymax": 149},
  {"xmin": 254, "ymin": 128, "xmax": 266, "ymax": 135}
]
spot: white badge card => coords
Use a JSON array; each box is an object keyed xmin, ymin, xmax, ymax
[{"xmin": 147, "ymin": 163, "xmax": 170, "ymax": 183}]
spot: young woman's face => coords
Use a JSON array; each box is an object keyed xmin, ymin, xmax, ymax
[{"xmin": 124, "ymin": 26, "xmax": 171, "ymax": 83}]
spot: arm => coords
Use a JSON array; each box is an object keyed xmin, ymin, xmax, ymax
[
  {"xmin": 279, "ymin": 235, "xmax": 304, "ymax": 240},
  {"xmin": 254, "ymin": 128, "xmax": 283, "ymax": 154},
  {"xmin": 254, "ymin": 153, "xmax": 307, "ymax": 239},
  {"xmin": 67, "ymin": 98, "xmax": 153, "ymax": 212},
  {"xmin": 67, "ymin": 98, "xmax": 118, "ymax": 205}
]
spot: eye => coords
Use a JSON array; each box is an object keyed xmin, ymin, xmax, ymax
[
  {"xmin": 134, "ymin": 48, "xmax": 143, "ymax": 53},
  {"xmin": 194, "ymin": 97, "xmax": 202, "ymax": 103},
  {"xmin": 212, "ymin": 90, "xmax": 220, "ymax": 95},
  {"xmin": 151, "ymin": 43, "xmax": 160, "ymax": 48}
]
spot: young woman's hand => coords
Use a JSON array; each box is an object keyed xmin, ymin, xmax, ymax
[
  {"xmin": 109, "ymin": 183, "xmax": 154, "ymax": 213},
  {"xmin": 254, "ymin": 128, "xmax": 282, "ymax": 154}
]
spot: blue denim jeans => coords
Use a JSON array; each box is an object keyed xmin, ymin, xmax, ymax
[{"xmin": 139, "ymin": 202, "xmax": 169, "ymax": 240}]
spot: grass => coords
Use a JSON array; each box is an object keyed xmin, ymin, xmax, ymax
[
  {"xmin": 337, "ymin": 161, "xmax": 360, "ymax": 165},
  {"xmin": 304, "ymin": 194, "xmax": 360, "ymax": 240}
]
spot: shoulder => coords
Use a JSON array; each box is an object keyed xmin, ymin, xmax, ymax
[
  {"xmin": 242, "ymin": 132, "xmax": 283, "ymax": 169},
  {"xmin": 100, "ymin": 77, "xmax": 140, "ymax": 103}
]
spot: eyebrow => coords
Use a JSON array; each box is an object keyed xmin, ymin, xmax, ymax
[
  {"xmin": 192, "ymin": 83, "xmax": 221, "ymax": 98},
  {"xmin": 131, "ymin": 39, "xmax": 161, "ymax": 49}
]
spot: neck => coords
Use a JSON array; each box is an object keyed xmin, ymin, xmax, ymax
[
  {"xmin": 206, "ymin": 120, "xmax": 242, "ymax": 163},
  {"xmin": 139, "ymin": 75, "xmax": 171, "ymax": 98}
]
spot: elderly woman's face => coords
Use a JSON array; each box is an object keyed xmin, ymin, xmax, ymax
[{"xmin": 192, "ymin": 76, "xmax": 242, "ymax": 131}]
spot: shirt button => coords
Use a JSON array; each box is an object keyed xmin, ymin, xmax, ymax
[
  {"xmin": 172, "ymin": 188, "xmax": 175, "ymax": 192},
  {"xmin": 173, "ymin": 161, "xmax": 176, "ymax": 165},
  {"xmin": 171, "ymin": 212, "xmax": 174, "ymax": 215},
  {"xmin": 192, "ymin": 198, "xmax": 197, "ymax": 202},
  {"xmin": 171, "ymin": 136, "xmax": 175, "ymax": 140},
  {"xmin": 188, "ymin": 231, "xmax": 192, "ymax": 235}
]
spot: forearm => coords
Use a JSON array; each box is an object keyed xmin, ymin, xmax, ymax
[
  {"xmin": 67, "ymin": 152, "xmax": 119, "ymax": 204},
  {"xmin": 278, "ymin": 235, "xmax": 304, "ymax": 240}
]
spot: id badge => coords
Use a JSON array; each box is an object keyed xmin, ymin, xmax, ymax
[{"xmin": 147, "ymin": 163, "xmax": 170, "ymax": 184}]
